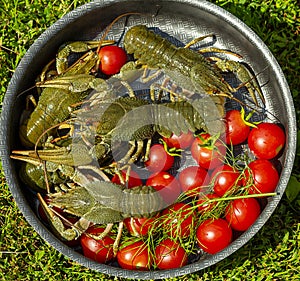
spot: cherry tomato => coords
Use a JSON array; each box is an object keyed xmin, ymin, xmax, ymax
[
  {"xmin": 225, "ymin": 198, "xmax": 261, "ymax": 232},
  {"xmin": 162, "ymin": 202, "xmax": 195, "ymax": 238},
  {"xmin": 98, "ymin": 45, "xmax": 127, "ymax": 75},
  {"xmin": 111, "ymin": 169, "xmax": 143, "ymax": 188},
  {"xmin": 248, "ymin": 122, "xmax": 286, "ymax": 159},
  {"xmin": 124, "ymin": 214, "xmax": 160, "ymax": 236},
  {"xmin": 117, "ymin": 240, "xmax": 151, "ymax": 270},
  {"xmin": 80, "ymin": 225, "xmax": 114, "ymax": 263},
  {"xmin": 154, "ymin": 238, "xmax": 188, "ymax": 269},
  {"xmin": 163, "ymin": 130, "xmax": 194, "ymax": 149},
  {"xmin": 145, "ymin": 144, "xmax": 174, "ymax": 173},
  {"xmin": 212, "ymin": 164, "xmax": 241, "ymax": 196},
  {"xmin": 196, "ymin": 218, "xmax": 232, "ymax": 254},
  {"xmin": 245, "ymin": 159, "xmax": 279, "ymax": 194},
  {"xmin": 191, "ymin": 133, "xmax": 226, "ymax": 170},
  {"xmin": 178, "ymin": 166, "xmax": 210, "ymax": 195},
  {"xmin": 146, "ymin": 171, "xmax": 181, "ymax": 205},
  {"xmin": 197, "ymin": 193, "xmax": 219, "ymax": 214},
  {"xmin": 225, "ymin": 109, "xmax": 251, "ymax": 145}
]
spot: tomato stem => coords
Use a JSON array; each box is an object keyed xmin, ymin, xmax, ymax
[
  {"xmin": 159, "ymin": 138, "xmax": 183, "ymax": 156},
  {"xmin": 241, "ymin": 107, "xmax": 261, "ymax": 128},
  {"xmin": 207, "ymin": 192, "xmax": 278, "ymax": 203}
]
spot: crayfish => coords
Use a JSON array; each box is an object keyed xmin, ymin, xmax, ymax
[
  {"xmin": 10, "ymin": 12, "xmax": 269, "ymax": 260},
  {"xmin": 38, "ymin": 179, "xmax": 164, "ymax": 254},
  {"xmin": 124, "ymin": 25, "xmax": 265, "ymax": 106}
]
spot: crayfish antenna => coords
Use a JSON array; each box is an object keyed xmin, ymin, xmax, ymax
[{"xmin": 96, "ymin": 12, "xmax": 143, "ymax": 53}]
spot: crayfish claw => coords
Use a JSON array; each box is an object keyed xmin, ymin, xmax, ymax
[
  {"xmin": 37, "ymin": 193, "xmax": 82, "ymax": 241},
  {"xmin": 215, "ymin": 59, "xmax": 265, "ymax": 106}
]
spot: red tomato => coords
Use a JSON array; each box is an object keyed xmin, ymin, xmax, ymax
[
  {"xmin": 197, "ymin": 193, "xmax": 219, "ymax": 214},
  {"xmin": 117, "ymin": 240, "xmax": 151, "ymax": 270},
  {"xmin": 98, "ymin": 45, "xmax": 127, "ymax": 75},
  {"xmin": 154, "ymin": 238, "xmax": 188, "ymax": 269},
  {"xmin": 225, "ymin": 109, "xmax": 251, "ymax": 145},
  {"xmin": 248, "ymin": 122, "xmax": 286, "ymax": 159},
  {"xmin": 212, "ymin": 164, "xmax": 241, "ymax": 196},
  {"xmin": 225, "ymin": 198, "xmax": 261, "ymax": 231},
  {"xmin": 163, "ymin": 130, "xmax": 194, "ymax": 149},
  {"xmin": 124, "ymin": 214, "xmax": 159, "ymax": 236},
  {"xmin": 196, "ymin": 218, "xmax": 232, "ymax": 254},
  {"xmin": 145, "ymin": 144, "xmax": 174, "ymax": 172},
  {"xmin": 80, "ymin": 225, "xmax": 114, "ymax": 263},
  {"xmin": 191, "ymin": 133, "xmax": 226, "ymax": 170},
  {"xmin": 146, "ymin": 171, "xmax": 181, "ymax": 205},
  {"xmin": 162, "ymin": 202, "xmax": 195, "ymax": 238},
  {"xmin": 111, "ymin": 169, "xmax": 142, "ymax": 188},
  {"xmin": 245, "ymin": 159, "xmax": 279, "ymax": 194},
  {"xmin": 178, "ymin": 166, "xmax": 210, "ymax": 195}
]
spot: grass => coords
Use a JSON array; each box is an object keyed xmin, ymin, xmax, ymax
[{"xmin": 0, "ymin": 0, "xmax": 299, "ymax": 280}]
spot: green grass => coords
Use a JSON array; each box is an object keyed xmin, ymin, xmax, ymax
[{"xmin": 0, "ymin": 0, "xmax": 299, "ymax": 280}]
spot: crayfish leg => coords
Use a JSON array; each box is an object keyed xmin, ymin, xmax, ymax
[
  {"xmin": 143, "ymin": 139, "xmax": 152, "ymax": 162},
  {"xmin": 142, "ymin": 68, "xmax": 162, "ymax": 84},
  {"xmin": 26, "ymin": 94, "xmax": 38, "ymax": 108},
  {"xmin": 118, "ymin": 140, "xmax": 144, "ymax": 168},
  {"xmin": 184, "ymin": 34, "xmax": 215, "ymax": 49},
  {"xmin": 87, "ymin": 223, "xmax": 114, "ymax": 241},
  {"xmin": 113, "ymin": 221, "xmax": 124, "ymax": 256},
  {"xmin": 128, "ymin": 218, "xmax": 140, "ymax": 237},
  {"xmin": 199, "ymin": 47, "xmax": 243, "ymax": 59},
  {"xmin": 50, "ymin": 123, "xmax": 74, "ymax": 144},
  {"xmin": 114, "ymin": 166, "xmax": 134, "ymax": 185},
  {"xmin": 38, "ymin": 58, "xmax": 57, "ymax": 83},
  {"xmin": 127, "ymin": 140, "xmax": 144, "ymax": 165}
]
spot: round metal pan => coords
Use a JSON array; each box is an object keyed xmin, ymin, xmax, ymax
[{"xmin": 0, "ymin": 0, "xmax": 296, "ymax": 279}]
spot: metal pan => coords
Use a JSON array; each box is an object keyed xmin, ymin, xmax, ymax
[{"xmin": 0, "ymin": 0, "xmax": 296, "ymax": 279}]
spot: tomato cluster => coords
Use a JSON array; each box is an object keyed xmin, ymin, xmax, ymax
[
  {"xmin": 37, "ymin": 45, "xmax": 286, "ymax": 269},
  {"xmin": 37, "ymin": 112, "xmax": 285, "ymax": 269},
  {"xmin": 225, "ymin": 109, "xmax": 286, "ymax": 161},
  {"xmin": 111, "ymin": 119, "xmax": 285, "ymax": 268},
  {"xmin": 193, "ymin": 111, "xmax": 285, "ymax": 255},
  {"xmin": 225, "ymin": 109, "xmax": 285, "ymax": 194}
]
